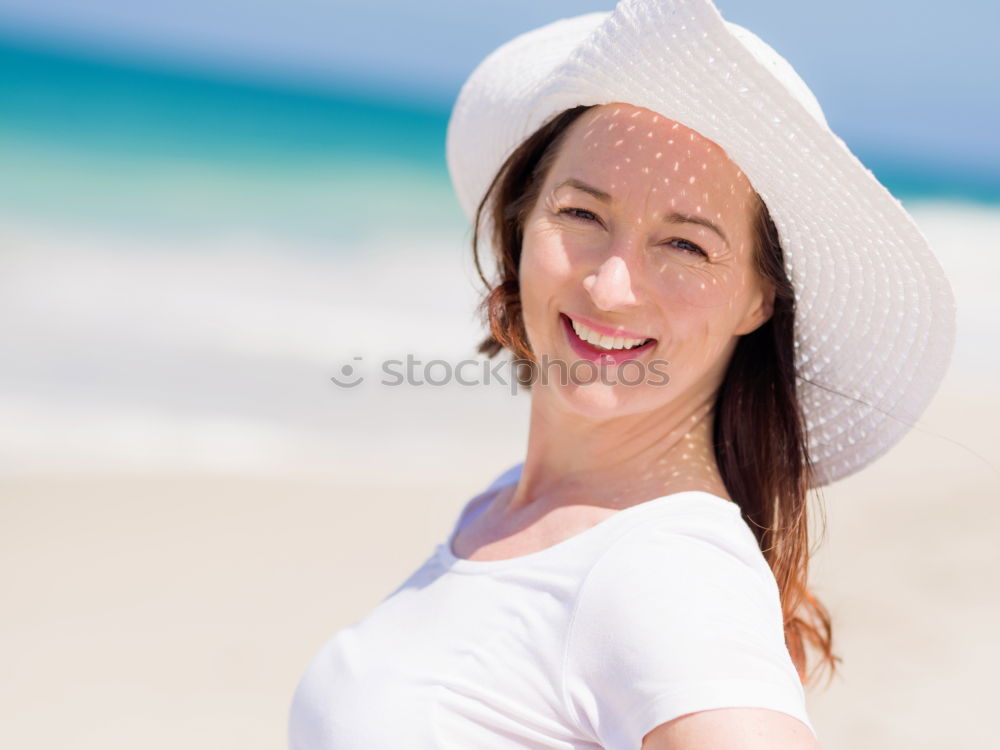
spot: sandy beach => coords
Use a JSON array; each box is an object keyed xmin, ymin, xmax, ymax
[{"xmin": 2, "ymin": 201, "xmax": 998, "ymax": 749}]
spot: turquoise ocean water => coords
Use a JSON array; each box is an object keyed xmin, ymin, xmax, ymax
[
  {"xmin": 2, "ymin": 34, "xmax": 998, "ymax": 250},
  {"xmin": 0, "ymin": 36, "xmax": 465, "ymax": 246}
]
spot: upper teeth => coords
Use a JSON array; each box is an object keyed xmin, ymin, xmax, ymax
[{"xmin": 571, "ymin": 319, "xmax": 650, "ymax": 351}]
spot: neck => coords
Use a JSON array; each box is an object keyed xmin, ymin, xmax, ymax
[{"xmin": 505, "ymin": 384, "xmax": 730, "ymax": 516}]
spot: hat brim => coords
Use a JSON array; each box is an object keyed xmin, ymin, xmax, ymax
[{"xmin": 446, "ymin": 0, "xmax": 956, "ymax": 487}]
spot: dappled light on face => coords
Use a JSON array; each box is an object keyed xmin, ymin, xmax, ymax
[
  {"xmin": 518, "ymin": 101, "xmax": 770, "ymax": 423},
  {"xmin": 577, "ymin": 106, "xmax": 759, "ymax": 312}
]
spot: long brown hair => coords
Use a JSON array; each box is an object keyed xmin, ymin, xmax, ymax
[{"xmin": 470, "ymin": 104, "xmax": 840, "ymax": 687}]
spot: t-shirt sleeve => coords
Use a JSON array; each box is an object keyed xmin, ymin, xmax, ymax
[{"xmin": 561, "ymin": 510, "xmax": 816, "ymax": 749}]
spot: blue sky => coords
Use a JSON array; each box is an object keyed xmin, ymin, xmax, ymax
[{"xmin": 1, "ymin": 0, "xmax": 997, "ymax": 171}]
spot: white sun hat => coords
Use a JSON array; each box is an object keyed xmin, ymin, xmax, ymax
[{"xmin": 445, "ymin": 0, "xmax": 956, "ymax": 488}]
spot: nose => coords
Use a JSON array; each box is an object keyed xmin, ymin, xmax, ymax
[{"xmin": 583, "ymin": 255, "xmax": 638, "ymax": 311}]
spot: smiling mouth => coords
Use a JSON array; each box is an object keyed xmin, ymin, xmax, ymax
[
  {"xmin": 569, "ymin": 318, "xmax": 651, "ymax": 350},
  {"xmin": 560, "ymin": 313, "xmax": 657, "ymax": 358}
]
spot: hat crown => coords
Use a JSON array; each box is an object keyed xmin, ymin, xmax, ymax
[{"xmin": 723, "ymin": 21, "xmax": 829, "ymax": 129}]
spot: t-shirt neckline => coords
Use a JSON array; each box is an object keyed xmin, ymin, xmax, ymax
[{"xmin": 435, "ymin": 486, "xmax": 741, "ymax": 575}]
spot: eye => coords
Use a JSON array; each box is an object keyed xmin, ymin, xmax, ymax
[
  {"xmin": 557, "ymin": 207, "xmax": 601, "ymax": 224},
  {"xmin": 665, "ymin": 238, "xmax": 708, "ymax": 259}
]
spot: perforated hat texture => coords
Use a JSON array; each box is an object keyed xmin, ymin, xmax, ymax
[{"xmin": 445, "ymin": 0, "xmax": 956, "ymax": 488}]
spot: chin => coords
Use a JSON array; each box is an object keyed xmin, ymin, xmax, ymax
[{"xmin": 542, "ymin": 379, "xmax": 657, "ymax": 421}]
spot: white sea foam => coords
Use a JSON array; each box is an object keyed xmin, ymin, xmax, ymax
[{"xmin": 0, "ymin": 217, "xmax": 530, "ymax": 476}]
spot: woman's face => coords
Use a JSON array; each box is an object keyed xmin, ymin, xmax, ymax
[{"xmin": 519, "ymin": 103, "xmax": 773, "ymax": 418}]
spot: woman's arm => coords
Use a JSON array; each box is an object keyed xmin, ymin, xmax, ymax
[{"xmin": 642, "ymin": 707, "xmax": 822, "ymax": 749}]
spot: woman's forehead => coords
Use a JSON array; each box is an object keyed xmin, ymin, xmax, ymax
[
  {"xmin": 565, "ymin": 104, "xmax": 739, "ymax": 173},
  {"xmin": 551, "ymin": 104, "xmax": 757, "ymax": 215}
]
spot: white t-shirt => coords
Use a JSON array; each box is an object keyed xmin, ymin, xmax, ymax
[{"xmin": 288, "ymin": 463, "xmax": 817, "ymax": 749}]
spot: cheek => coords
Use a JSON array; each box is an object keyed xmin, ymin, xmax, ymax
[
  {"xmin": 652, "ymin": 270, "xmax": 754, "ymax": 363},
  {"xmin": 650, "ymin": 256, "xmax": 756, "ymax": 313},
  {"xmin": 520, "ymin": 238, "xmax": 571, "ymax": 278},
  {"xmin": 518, "ymin": 229, "xmax": 575, "ymax": 313},
  {"xmin": 657, "ymin": 305, "xmax": 738, "ymax": 382}
]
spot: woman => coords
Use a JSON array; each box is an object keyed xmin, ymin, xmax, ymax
[{"xmin": 289, "ymin": 1, "xmax": 955, "ymax": 748}]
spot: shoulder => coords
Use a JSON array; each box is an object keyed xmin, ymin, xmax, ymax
[
  {"xmin": 462, "ymin": 462, "xmax": 525, "ymax": 515},
  {"xmin": 574, "ymin": 497, "xmax": 780, "ymax": 623},
  {"xmin": 448, "ymin": 462, "xmax": 525, "ymax": 531},
  {"xmin": 484, "ymin": 461, "xmax": 524, "ymax": 492},
  {"xmin": 561, "ymin": 499, "xmax": 815, "ymax": 749},
  {"xmin": 567, "ymin": 502, "xmax": 784, "ymax": 659}
]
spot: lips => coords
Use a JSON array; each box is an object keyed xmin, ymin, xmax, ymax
[{"xmin": 560, "ymin": 313, "xmax": 657, "ymax": 364}]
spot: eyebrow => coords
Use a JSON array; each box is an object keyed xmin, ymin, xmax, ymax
[{"xmin": 555, "ymin": 177, "xmax": 730, "ymax": 247}]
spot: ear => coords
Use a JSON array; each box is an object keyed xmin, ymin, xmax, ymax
[{"xmin": 734, "ymin": 278, "xmax": 776, "ymax": 336}]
